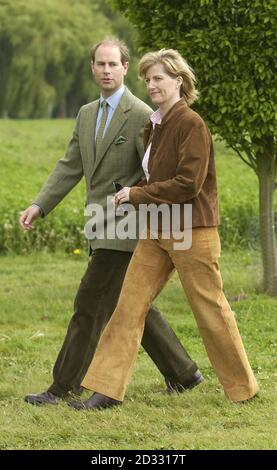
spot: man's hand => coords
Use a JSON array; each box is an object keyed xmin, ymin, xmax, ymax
[
  {"xmin": 19, "ymin": 205, "xmax": 41, "ymax": 231},
  {"xmin": 114, "ymin": 187, "xmax": 131, "ymax": 207}
]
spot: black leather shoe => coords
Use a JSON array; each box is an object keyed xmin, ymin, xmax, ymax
[
  {"xmin": 68, "ymin": 392, "xmax": 122, "ymax": 410},
  {"xmin": 166, "ymin": 369, "xmax": 204, "ymax": 394},
  {"xmin": 24, "ymin": 390, "xmax": 61, "ymax": 406}
]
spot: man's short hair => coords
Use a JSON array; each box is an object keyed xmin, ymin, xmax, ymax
[{"xmin": 91, "ymin": 38, "xmax": 130, "ymax": 64}]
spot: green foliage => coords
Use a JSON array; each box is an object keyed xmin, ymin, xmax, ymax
[
  {"xmin": 0, "ymin": 119, "xmax": 86, "ymax": 254},
  {"xmin": 215, "ymin": 141, "xmax": 260, "ymax": 247},
  {"xmin": 0, "ymin": 0, "xmax": 111, "ymax": 117},
  {"xmin": 0, "ymin": 0, "xmax": 152, "ymax": 118},
  {"xmin": 1, "ymin": 120, "xmax": 274, "ymax": 255},
  {"xmin": 114, "ymin": 0, "xmax": 276, "ymax": 164},
  {"xmin": 113, "ymin": 0, "xmax": 277, "ymax": 294}
]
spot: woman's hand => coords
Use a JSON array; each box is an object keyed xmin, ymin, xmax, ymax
[{"xmin": 114, "ymin": 187, "xmax": 131, "ymax": 206}]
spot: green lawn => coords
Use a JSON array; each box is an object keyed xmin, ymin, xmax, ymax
[
  {"xmin": 0, "ymin": 250, "xmax": 276, "ymax": 450},
  {"xmin": 0, "ymin": 119, "xmax": 276, "ymax": 449},
  {"xmin": 1, "ymin": 119, "xmax": 274, "ymax": 253}
]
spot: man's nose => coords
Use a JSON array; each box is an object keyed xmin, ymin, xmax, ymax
[{"xmin": 103, "ymin": 64, "xmax": 111, "ymax": 73}]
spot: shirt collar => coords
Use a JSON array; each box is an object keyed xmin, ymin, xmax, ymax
[
  {"xmin": 100, "ymin": 85, "xmax": 125, "ymax": 110},
  {"xmin": 150, "ymin": 108, "xmax": 162, "ymax": 126}
]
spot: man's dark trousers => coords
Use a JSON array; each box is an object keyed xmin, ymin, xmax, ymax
[{"xmin": 48, "ymin": 249, "xmax": 198, "ymax": 397}]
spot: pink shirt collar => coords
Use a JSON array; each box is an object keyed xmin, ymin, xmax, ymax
[{"xmin": 150, "ymin": 108, "xmax": 162, "ymax": 126}]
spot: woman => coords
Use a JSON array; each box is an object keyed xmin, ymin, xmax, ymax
[{"xmin": 69, "ymin": 49, "xmax": 259, "ymax": 410}]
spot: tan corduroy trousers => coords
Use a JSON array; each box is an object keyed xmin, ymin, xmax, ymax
[{"xmin": 82, "ymin": 227, "xmax": 259, "ymax": 402}]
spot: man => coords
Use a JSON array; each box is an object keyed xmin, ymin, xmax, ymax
[{"xmin": 20, "ymin": 38, "xmax": 202, "ymax": 408}]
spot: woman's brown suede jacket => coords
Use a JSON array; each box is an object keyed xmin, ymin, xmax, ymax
[{"xmin": 129, "ymin": 98, "xmax": 219, "ymax": 229}]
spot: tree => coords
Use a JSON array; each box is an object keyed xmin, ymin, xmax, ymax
[
  {"xmin": 0, "ymin": 0, "xmax": 111, "ymax": 117},
  {"xmin": 114, "ymin": 0, "xmax": 277, "ymax": 295},
  {"xmin": 0, "ymin": 0, "xmax": 151, "ymax": 117}
]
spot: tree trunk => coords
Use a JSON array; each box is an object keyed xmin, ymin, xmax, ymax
[
  {"xmin": 257, "ymin": 159, "xmax": 277, "ymax": 296},
  {"xmin": 0, "ymin": 38, "xmax": 13, "ymax": 117},
  {"xmin": 56, "ymin": 100, "xmax": 67, "ymax": 118}
]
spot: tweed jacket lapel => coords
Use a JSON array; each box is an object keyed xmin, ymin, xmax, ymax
[
  {"xmin": 83, "ymin": 101, "xmax": 98, "ymax": 177},
  {"xmin": 90, "ymin": 88, "xmax": 132, "ymax": 178}
]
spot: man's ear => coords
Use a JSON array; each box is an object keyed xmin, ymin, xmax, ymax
[
  {"xmin": 123, "ymin": 61, "xmax": 129, "ymax": 75},
  {"xmin": 90, "ymin": 61, "xmax": 95, "ymax": 75}
]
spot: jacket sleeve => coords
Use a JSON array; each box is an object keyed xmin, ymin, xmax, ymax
[
  {"xmin": 33, "ymin": 110, "xmax": 84, "ymax": 216},
  {"xmin": 129, "ymin": 123, "xmax": 211, "ymax": 207},
  {"xmin": 135, "ymin": 110, "xmax": 152, "ymax": 161}
]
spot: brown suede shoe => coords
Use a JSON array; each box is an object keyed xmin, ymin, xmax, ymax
[{"xmin": 68, "ymin": 392, "xmax": 122, "ymax": 411}]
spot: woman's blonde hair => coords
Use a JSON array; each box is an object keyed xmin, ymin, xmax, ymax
[{"xmin": 139, "ymin": 49, "xmax": 199, "ymax": 105}]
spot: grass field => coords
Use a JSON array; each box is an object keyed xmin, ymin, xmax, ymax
[
  {"xmin": 0, "ymin": 119, "xmax": 276, "ymax": 449},
  {"xmin": 1, "ymin": 118, "xmax": 273, "ymax": 254},
  {"xmin": 0, "ymin": 249, "xmax": 276, "ymax": 450}
]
